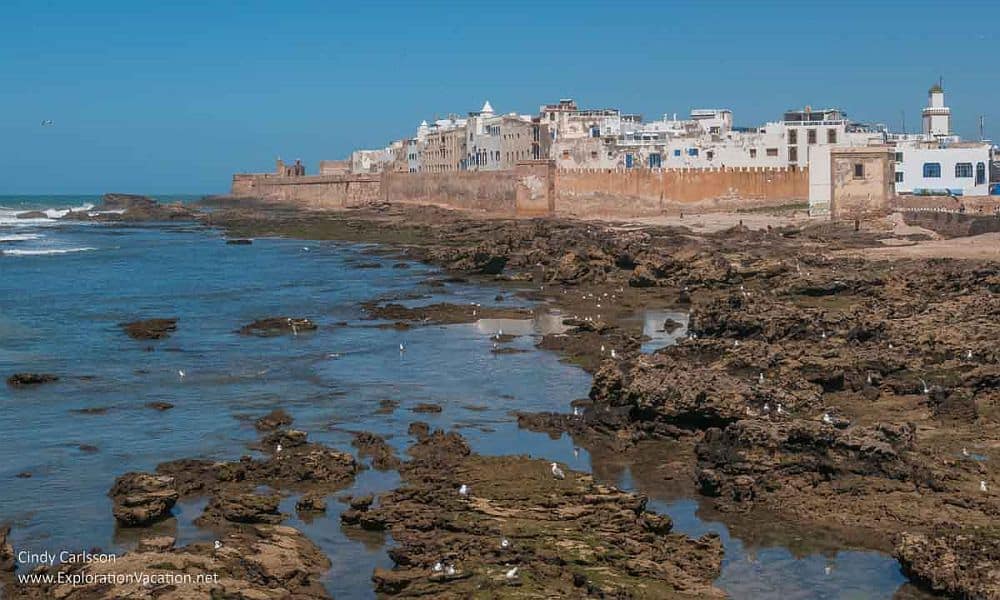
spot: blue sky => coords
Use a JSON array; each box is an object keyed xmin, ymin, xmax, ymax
[{"xmin": 1, "ymin": 0, "xmax": 997, "ymax": 194}]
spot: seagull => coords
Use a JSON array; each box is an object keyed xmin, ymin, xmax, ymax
[
  {"xmin": 822, "ymin": 413, "xmax": 833, "ymax": 425},
  {"xmin": 573, "ymin": 406, "xmax": 582, "ymax": 417},
  {"xmin": 866, "ymin": 372, "xmax": 873, "ymax": 385},
  {"xmin": 399, "ymin": 343, "xmax": 405, "ymax": 353},
  {"xmin": 214, "ymin": 540, "xmax": 222, "ymax": 550},
  {"xmin": 821, "ymin": 331, "xmax": 827, "ymax": 339},
  {"xmin": 551, "ymin": 462, "xmax": 565, "ymax": 480},
  {"xmin": 967, "ymin": 350, "xmax": 973, "ymax": 360},
  {"xmin": 41, "ymin": 120, "xmax": 53, "ymax": 126},
  {"xmin": 824, "ymin": 565, "xmax": 832, "ymax": 576},
  {"xmin": 275, "ymin": 443, "xmax": 282, "ymax": 454},
  {"xmin": 432, "ymin": 561, "xmax": 443, "ymax": 573},
  {"xmin": 573, "ymin": 447, "xmax": 580, "ymax": 458},
  {"xmin": 302, "ymin": 247, "xmax": 310, "ymax": 252},
  {"xmin": 459, "ymin": 484, "xmax": 469, "ymax": 496},
  {"xmin": 445, "ymin": 565, "xmax": 456, "ymax": 576},
  {"xmin": 962, "ymin": 448, "xmax": 970, "ymax": 457},
  {"xmin": 178, "ymin": 370, "xmax": 185, "ymax": 379},
  {"xmin": 610, "ymin": 349, "xmax": 617, "ymax": 359},
  {"xmin": 763, "ymin": 402, "xmax": 770, "ymax": 413},
  {"xmin": 734, "ymin": 340, "xmax": 740, "ymax": 347},
  {"xmin": 500, "ymin": 537, "xmax": 510, "ymax": 549},
  {"xmin": 600, "ymin": 344, "xmax": 605, "ymax": 353},
  {"xmin": 921, "ymin": 379, "xmax": 929, "ymax": 394},
  {"xmin": 758, "ymin": 372, "xmax": 765, "ymax": 384},
  {"xmin": 505, "ymin": 566, "xmax": 518, "ymax": 580},
  {"xmin": 776, "ymin": 403, "xmax": 785, "ymax": 415},
  {"xmin": 981, "ymin": 480, "xmax": 988, "ymax": 493}
]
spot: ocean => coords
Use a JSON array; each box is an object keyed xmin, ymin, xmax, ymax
[{"xmin": 0, "ymin": 195, "xmax": 920, "ymax": 598}]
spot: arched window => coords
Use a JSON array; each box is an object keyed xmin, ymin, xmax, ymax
[{"xmin": 977, "ymin": 162, "xmax": 987, "ymax": 185}]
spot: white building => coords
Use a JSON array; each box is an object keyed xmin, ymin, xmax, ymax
[{"xmin": 893, "ymin": 140, "xmax": 990, "ymax": 196}]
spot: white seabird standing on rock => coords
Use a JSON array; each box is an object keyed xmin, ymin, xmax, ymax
[
  {"xmin": 981, "ymin": 480, "xmax": 988, "ymax": 493},
  {"xmin": 459, "ymin": 484, "xmax": 469, "ymax": 496},
  {"xmin": 505, "ymin": 566, "xmax": 518, "ymax": 580},
  {"xmin": 500, "ymin": 537, "xmax": 510, "ymax": 549},
  {"xmin": 551, "ymin": 462, "xmax": 565, "ymax": 480},
  {"xmin": 822, "ymin": 413, "xmax": 833, "ymax": 425},
  {"xmin": 214, "ymin": 540, "xmax": 222, "ymax": 550}
]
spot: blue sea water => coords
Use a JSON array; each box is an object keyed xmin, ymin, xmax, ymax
[{"xmin": 0, "ymin": 196, "xmax": 923, "ymax": 598}]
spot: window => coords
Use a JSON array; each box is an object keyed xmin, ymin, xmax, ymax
[
  {"xmin": 854, "ymin": 163, "xmax": 865, "ymax": 179},
  {"xmin": 923, "ymin": 162, "xmax": 941, "ymax": 178},
  {"xmin": 687, "ymin": 148, "xmax": 699, "ymax": 156},
  {"xmin": 648, "ymin": 153, "xmax": 661, "ymax": 168},
  {"xmin": 561, "ymin": 150, "xmax": 570, "ymax": 159},
  {"xmin": 895, "ymin": 171, "xmax": 904, "ymax": 183},
  {"xmin": 977, "ymin": 162, "xmax": 987, "ymax": 185},
  {"xmin": 788, "ymin": 129, "xmax": 798, "ymax": 145},
  {"xmin": 894, "ymin": 152, "xmax": 903, "ymax": 162},
  {"xmin": 706, "ymin": 150, "xmax": 714, "ymax": 160},
  {"xmin": 788, "ymin": 147, "xmax": 798, "ymax": 162},
  {"xmin": 766, "ymin": 148, "xmax": 778, "ymax": 157},
  {"xmin": 807, "ymin": 129, "xmax": 817, "ymax": 144},
  {"xmin": 827, "ymin": 129, "xmax": 837, "ymax": 144},
  {"xmin": 673, "ymin": 149, "xmax": 682, "ymax": 157},
  {"xmin": 749, "ymin": 148, "xmax": 757, "ymax": 158},
  {"xmin": 955, "ymin": 163, "xmax": 974, "ymax": 178},
  {"xmin": 590, "ymin": 151, "xmax": 598, "ymax": 159},
  {"xmin": 625, "ymin": 153, "xmax": 634, "ymax": 169}
]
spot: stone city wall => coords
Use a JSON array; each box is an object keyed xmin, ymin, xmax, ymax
[
  {"xmin": 553, "ymin": 167, "xmax": 808, "ymax": 217},
  {"xmin": 231, "ymin": 163, "xmax": 808, "ymax": 217}
]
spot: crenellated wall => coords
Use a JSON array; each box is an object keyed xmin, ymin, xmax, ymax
[
  {"xmin": 554, "ymin": 167, "xmax": 808, "ymax": 217},
  {"xmin": 231, "ymin": 163, "xmax": 808, "ymax": 217}
]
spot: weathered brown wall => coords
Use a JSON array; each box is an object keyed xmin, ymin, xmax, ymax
[
  {"xmin": 829, "ymin": 148, "xmax": 894, "ymax": 220},
  {"xmin": 554, "ymin": 167, "xmax": 808, "ymax": 217},
  {"xmin": 231, "ymin": 173, "xmax": 382, "ymax": 209},
  {"xmin": 381, "ymin": 170, "xmax": 518, "ymax": 213},
  {"xmin": 232, "ymin": 164, "xmax": 809, "ymax": 217},
  {"xmin": 902, "ymin": 210, "xmax": 1000, "ymax": 238}
]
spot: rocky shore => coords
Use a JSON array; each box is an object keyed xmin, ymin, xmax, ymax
[
  {"xmin": 198, "ymin": 202, "xmax": 1000, "ymax": 598},
  {"xmin": 6, "ymin": 198, "xmax": 1000, "ymax": 598}
]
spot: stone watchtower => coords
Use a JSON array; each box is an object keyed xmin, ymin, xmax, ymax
[{"xmin": 922, "ymin": 83, "xmax": 951, "ymax": 138}]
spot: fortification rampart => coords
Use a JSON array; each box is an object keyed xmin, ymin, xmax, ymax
[{"xmin": 231, "ymin": 163, "xmax": 808, "ymax": 217}]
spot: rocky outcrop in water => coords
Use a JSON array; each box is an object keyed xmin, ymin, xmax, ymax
[
  {"xmin": 0, "ymin": 525, "xmax": 14, "ymax": 572},
  {"xmin": 342, "ymin": 429, "xmax": 724, "ymax": 598},
  {"xmin": 6, "ymin": 373, "xmax": 59, "ymax": 387},
  {"xmin": 121, "ymin": 317, "xmax": 177, "ymax": 340},
  {"xmin": 239, "ymin": 317, "xmax": 317, "ymax": 336},
  {"xmin": 894, "ymin": 529, "xmax": 1000, "ymax": 599},
  {"xmin": 109, "ymin": 472, "xmax": 179, "ymax": 526},
  {"xmin": 4, "ymin": 525, "xmax": 332, "ymax": 599}
]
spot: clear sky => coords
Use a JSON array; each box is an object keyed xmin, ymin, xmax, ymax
[{"xmin": 1, "ymin": 0, "xmax": 997, "ymax": 195}]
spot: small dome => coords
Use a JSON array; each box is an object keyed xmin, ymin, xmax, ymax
[
  {"xmin": 481, "ymin": 100, "xmax": 494, "ymax": 114},
  {"xmin": 929, "ymin": 83, "xmax": 943, "ymax": 94}
]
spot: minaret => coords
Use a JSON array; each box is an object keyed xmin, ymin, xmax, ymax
[{"xmin": 922, "ymin": 82, "xmax": 951, "ymax": 138}]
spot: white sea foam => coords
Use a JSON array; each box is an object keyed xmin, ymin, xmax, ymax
[
  {"xmin": 2, "ymin": 247, "xmax": 96, "ymax": 256},
  {"xmin": 0, "ymin": 233, "xmax": 43, "ymax": 242}
]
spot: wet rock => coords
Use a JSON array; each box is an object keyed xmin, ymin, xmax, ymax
[
  {"xmin": 354, "ymin": 262, "xmax": 382, "ymax": 269},
  {"xmin": 376, "ymin": 398, "xmax": 400, "ymax": 415},
  {"xmin": 0, "ymin": 525, "xmax": 14, "ymax": 571},
  {"xmin": 296, "ymin": 492, "xmax": 327, "ymax": 513},
  {"xmin": 16, "ymin": 472, "xmax": 31, "ymax": 479},
  {"xmin": 145, "ymin": 401, "xmax": 174, "ymax": 411},
  {"xmin": 895, "ymin": 529, "xmax": 1000, "ymax": 599},
  {"xmin": 109, "ymin": 472, "xmax": 179, "ymax": 526},
  {"xmin": 136, "ymin": 536, "xmax": 175, "ymax": 552},
  {"xmin": 239, "ymin": 317, "xmax": 317, "ymax": 336},
  {"xmin": 203, "ymin": 491, "xmax": 283, "ymax": 525},
  {"xmin": 362, "ymin": 302, "xmax": 531, "ymax": 326},
  {"xmin": 15, "ymin": 210, "xmax": 48, "ymax": 219},
  {"xmin": 6, "ymin": 525, "xmax": 332, "ymax": 599},
  {"xmin": 78, "ymin": 444, "xmax": 99, "ymax": 453},
  {"xmin": 226, "ymin": 238, "xmax": 253, "ymax": 245},
  {"xmin": 407, "ymin": 421, "xmax": 430, "ymax": 439},
  {"xmin": 628, "ymin": 263, "xmax": 660, "ymax": 287},
  {"xmin": 352, "ymin": 432, "xmax": 401, "ymax": 470},
  {"xmin": 349, "ymin": 431, "xmax": 724, "ymax": 598},
  {"xmin": 121, "ymin": 318, "xmax": 177, "ymax": 340},
  {"xmin": 6, "ymin": 373, "xmax": 59, "ymax": 387},
  {"xmin": 412, "ymin": 403, "xmax": 442, "ymax": 414},
  {"xmin": 255, "ymin": 408, "xmax": 294, "ymax": 431}
]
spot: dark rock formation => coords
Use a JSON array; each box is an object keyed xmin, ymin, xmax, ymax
[
  {"xmin": 121, "ymin": 318, "xmax": 177, "ymax": 340},
  {"xmin": 109, "ymin": 472, "xmax": 179, "ymax": 526},
  {"xmin": 239, "ymin": 317, "xmax": 317, "ymax": 336},
  {"xmin": 6, "ymin": 373, "xmax": 59, "ymax": 387}
]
